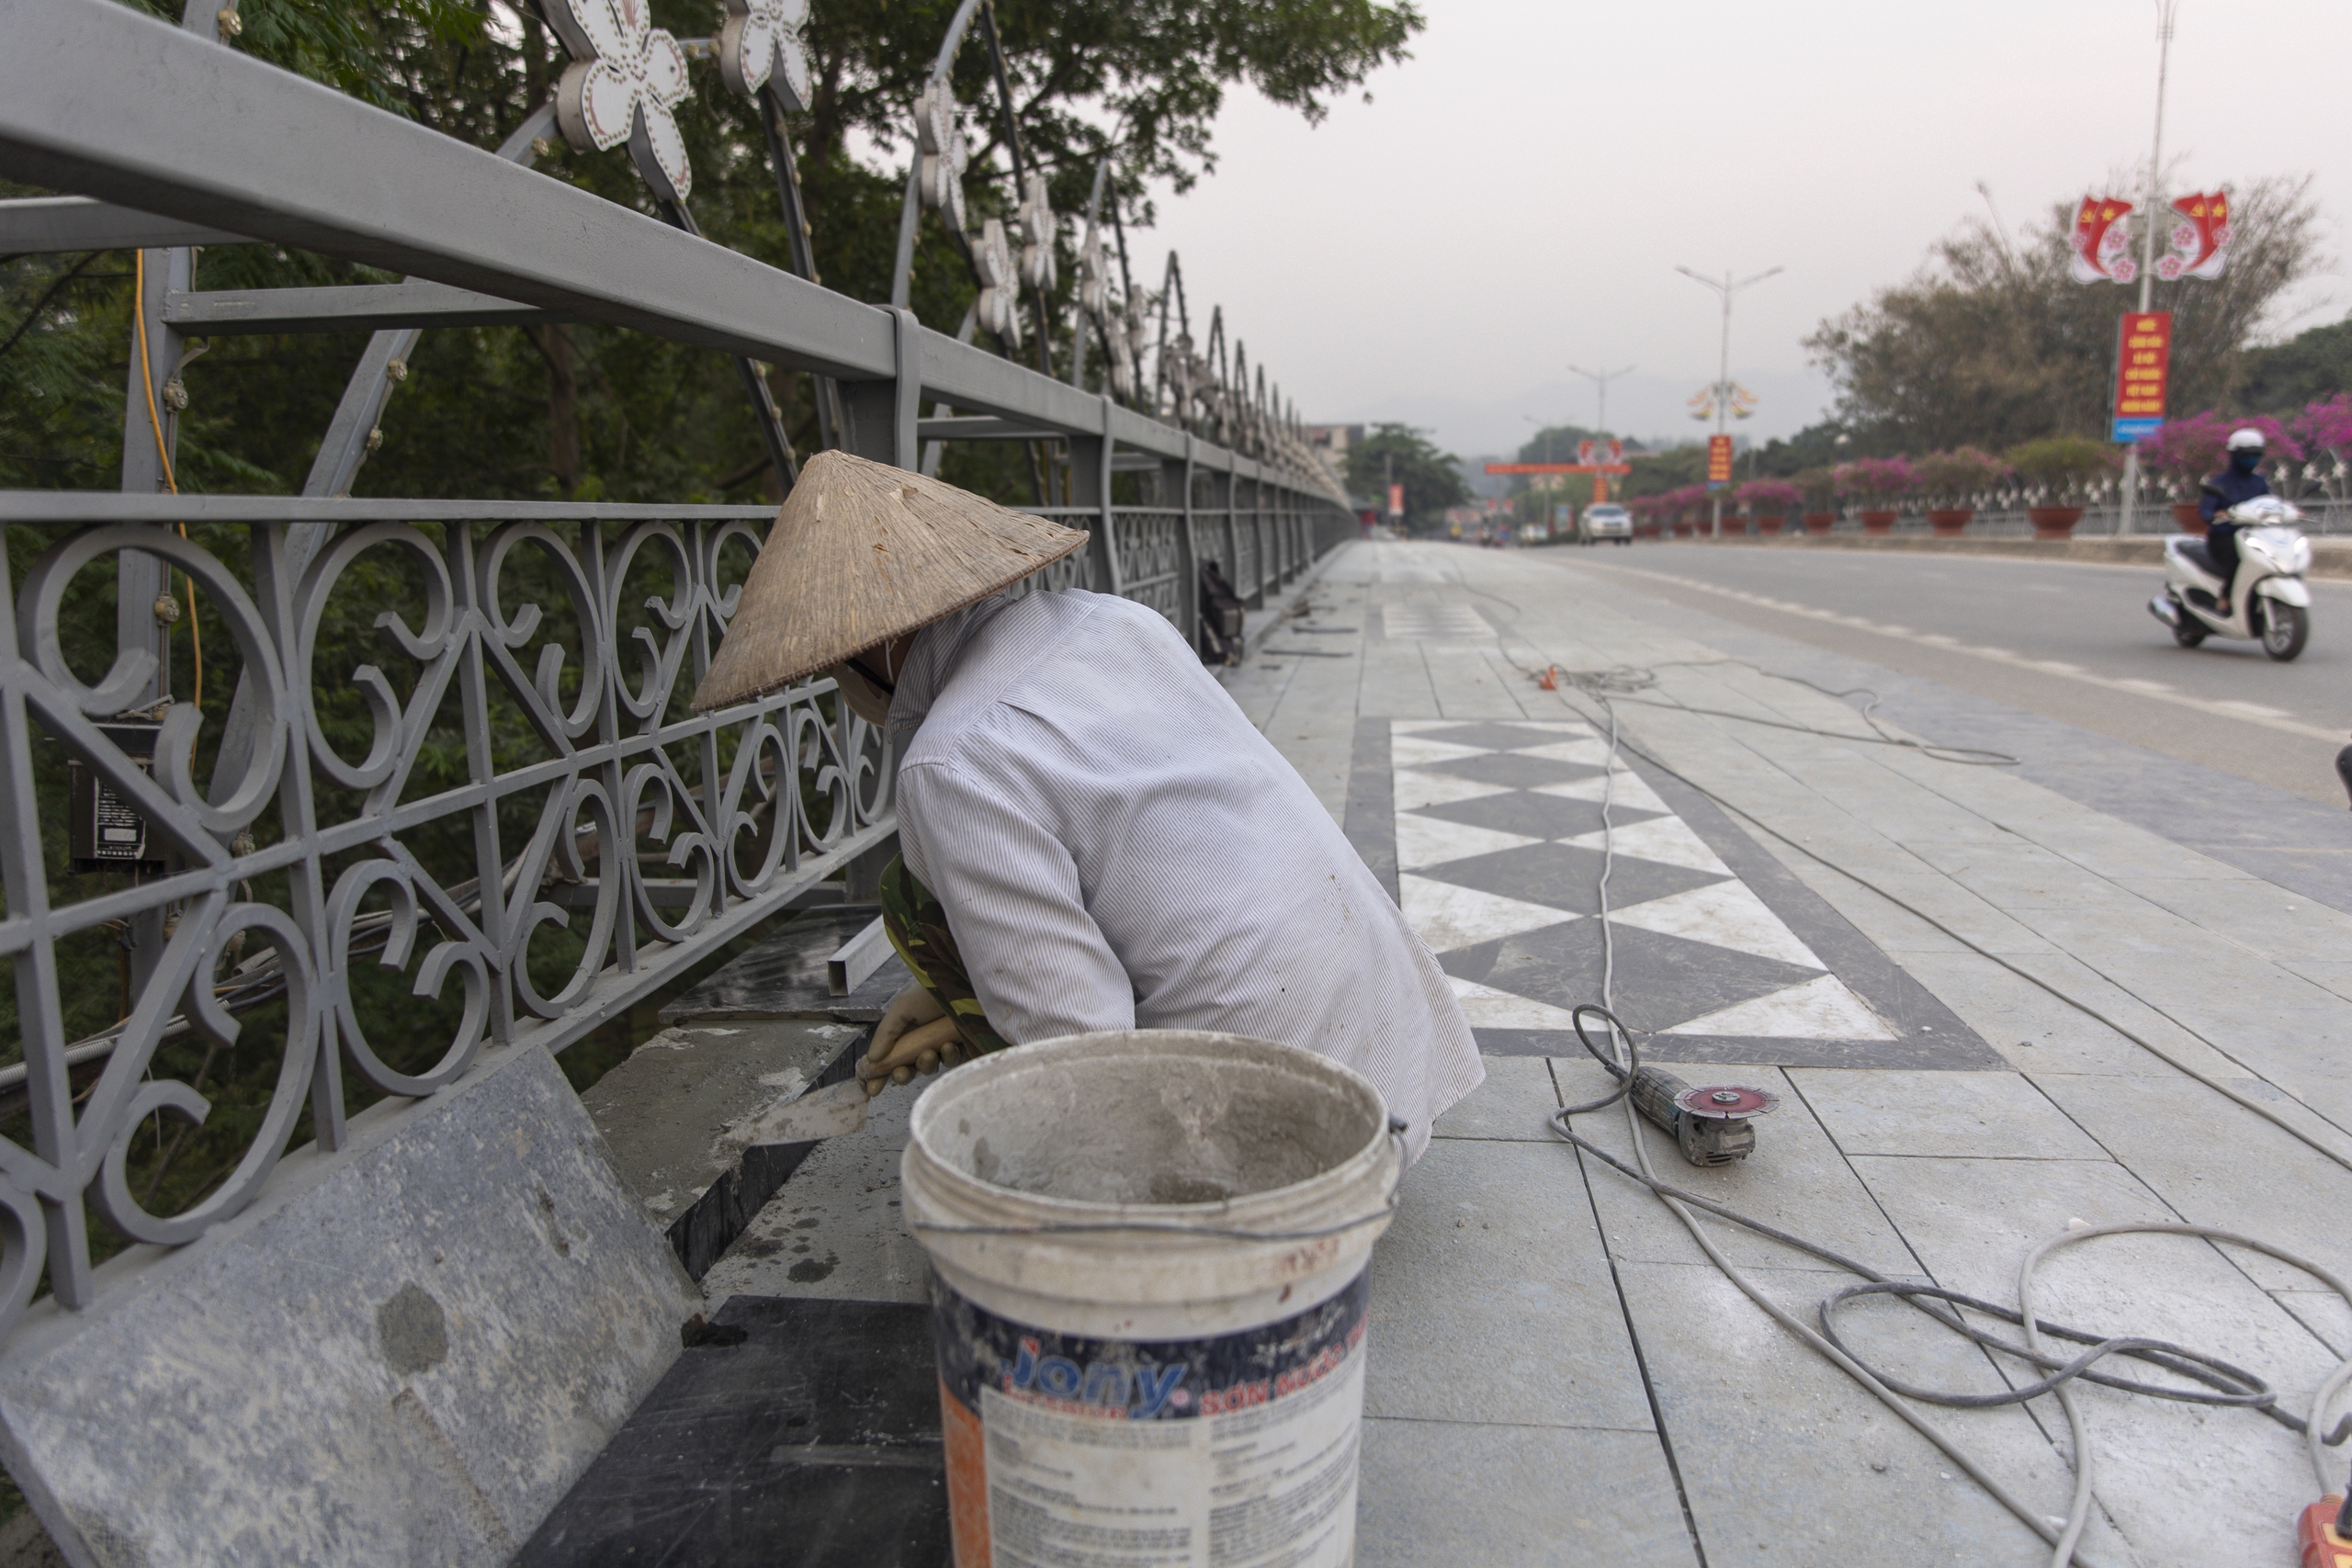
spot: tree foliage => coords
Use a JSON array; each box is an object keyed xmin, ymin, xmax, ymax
[
  {"xmin": 1804, "ymin": 177, "xmax": 2326, "ymax": 455},
  {"xmin": 1, "ymin": 0, "xmax": 1424, "ymax": 501},
  {"xmin": 1345, "ymin": 423, "xmax": 1466, "ymax": 529}
]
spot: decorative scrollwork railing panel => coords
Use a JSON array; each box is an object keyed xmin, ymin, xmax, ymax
[{"xmin": 0, "ymin": 501, "xmax": 891, "ymax": 1343}]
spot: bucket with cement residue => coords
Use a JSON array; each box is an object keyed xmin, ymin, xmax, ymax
[{"xmin": 903, "ymin": 1029, "xmax": 1401, "ymax": 1568}]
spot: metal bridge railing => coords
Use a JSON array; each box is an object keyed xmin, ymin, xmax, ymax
[{"xmin": 0, "ymin": 0, "xmax": 1355, "ymax": 1349}]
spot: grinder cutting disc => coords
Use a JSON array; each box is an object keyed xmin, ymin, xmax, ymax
[{"xmin": 1674, "ymin": 1084, "xmax": 1780, "ymax": 1120}]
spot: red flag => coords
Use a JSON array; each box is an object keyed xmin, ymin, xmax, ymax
[
  {"xmin": 2070, "ymin": 196, "xmax": 2136, "ymax": 284},
  {"xmin": 2158, "ymin": 190, "xmax": 2230, "ymax": 281}
]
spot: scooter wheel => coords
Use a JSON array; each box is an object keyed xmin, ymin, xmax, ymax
[
  {"xmin": 2260, "ymin": 602, "xmax": 2309, "ymax": 661},
  {"xmin": 2172, "ymin": 609, "xmax": 2207, "ymax": 648}
]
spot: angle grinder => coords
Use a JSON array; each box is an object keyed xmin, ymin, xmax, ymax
[
  {"xmin": 1630, "ymin": 1066, "xmax": 1780, "ymax": 1166},
  {"xmin": 1573, "ymin": 1004, "xmax": 1781, "ymax": 1167}
]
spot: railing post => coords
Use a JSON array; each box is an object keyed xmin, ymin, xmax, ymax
[
  {"xmin": 1250, "ymin": 462, "xmax": 1268, "ymax": 606},
  {"xmin": 1070, "ymin": 394, "xmax": 1121, "ymax": 596},
  {"xmin": 841, "ymin": 305, "xmax": 922, "ymax": 468},
  {"xmin": 1169, "ymin": 434, "xmax": 1199, "ymax": 646}
]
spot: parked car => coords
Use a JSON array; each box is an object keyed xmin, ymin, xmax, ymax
[{"xmin": 1578, "ymin": 504, "xmax": 1634, "ymax": 545}]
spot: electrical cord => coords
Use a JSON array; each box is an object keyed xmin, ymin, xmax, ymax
[
  {"xmin": 1525, "ymin": 624, "xmax": 2352, "ymax": 1566},
  {"xmin": 1450, "ymin": 578, "xmax": 2018, "ymax": 765},
  {"xmin": 1458, "ymin": 570, "xmax": 2352, "ymax": 1169}
]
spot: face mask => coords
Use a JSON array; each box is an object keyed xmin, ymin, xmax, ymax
[
  {"xmin": 831, "ymin": 640, "xmax": 903, "ymax": 728},
  {"xmin": 833, "ymin": 663, "xmax": 892, "ymax": 727},
  {"xmin": 2233, "ymin": 448, "xmax": 2263, "ymax": 470}
]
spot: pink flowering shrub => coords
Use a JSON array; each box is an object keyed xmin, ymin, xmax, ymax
[
  {"xmin": 1736, "ymin": 479, "xmax": 1803, "ymax": 512},
  {"xmin": 1834, "ymin": 457, "xmax": 1917, "ymax": 504}
]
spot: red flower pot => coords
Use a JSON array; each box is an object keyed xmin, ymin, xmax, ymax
[
  {"xmin": 1636, "ymin": 522, "xmax": 1660, "ymax": 538},
  {"xmin": 1803, "ymin": 512, "xmax": 1835, "ymax": 535},
  {"xmin": 2028, "ymin": 506, "xmax": 2085, "ymax": 540},
  {"xmin": 1725, "ymin": 515, "xmax": 1749, "ymax": 536},
  {"xmin": 1671, "ymin": 521, "xmax": 1693, "ymax": 537},
  {"xmin": 1859, "ymin": 509, "xmax": 1898, "ymax": 535},
  {"xmin": 1757, "ymin": 515, "xmax": 1784, "ymax": 536},
  {"xmin": 2170, "ymin": 502, "xmax": 2208, "ymax": 536},
  {"xmin": 1926, "ymin": 507, "xmax": 1973, "ymax": 536}
]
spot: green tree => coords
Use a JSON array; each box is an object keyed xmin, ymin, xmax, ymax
[
  {"xmin": 1346, "ymin": 423, "xmax": 1468, "ymax": 531},
  {"xmin": 1805, "ymin": 176, "xmax": 2324, "ymax": 454},
  {"xmin": 2239, "ymin": 314, "xmax": 2352, "ymax": 415},
  {"xmin": 2, "ymin": 0, "xmax": 1427, "ymax": 500}
]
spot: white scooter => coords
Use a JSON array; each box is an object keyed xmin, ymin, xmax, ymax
[{"xmin": 2147, "ymin": 495, "xmax": 2313, "ymax": 661}]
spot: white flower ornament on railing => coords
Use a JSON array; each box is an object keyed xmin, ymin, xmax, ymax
[
  {"xmin": 975, "ymin": 218, "xmax": 1022, "ymax": 346},
  {"xmin": 915, "ymin": 81, "xmax": 968, "ymax": 233},
  {"xmin": 546, "ymin": 0, "xmax": 695, "ymax": 203},
  {"xmin": 719, "ymin": 0, "xmax": 811, "ymax": 113},
  {"xmin": 1018, "ymin": 172, "xmax": 1057, "ymax": 292}
]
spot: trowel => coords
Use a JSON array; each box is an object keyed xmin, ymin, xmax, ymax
[{"xmin": 742, "ymin": 1078, "xmax": 870, "ymax": 1145}]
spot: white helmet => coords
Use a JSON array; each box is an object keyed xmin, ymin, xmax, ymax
[{"xmin": 2227, "ymin": 427, "xmax": 2267, "ymax": 451}]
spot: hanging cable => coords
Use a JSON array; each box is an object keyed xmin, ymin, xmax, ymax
[{"xmin": 131, "ymin": 251, "xmax": 202, "ymax": 716}]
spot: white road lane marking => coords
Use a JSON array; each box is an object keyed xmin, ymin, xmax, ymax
[{"xmin": 1586, "ymin": 561, "xmax": 2346, "ymax": 744}]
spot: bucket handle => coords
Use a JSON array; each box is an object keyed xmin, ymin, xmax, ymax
[{"xmin": 909, "ymin": 1117, "xmax": 1410, "ymax": 1244}]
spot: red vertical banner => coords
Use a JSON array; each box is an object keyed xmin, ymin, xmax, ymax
[
  {"xmin": 2111, "ymin": 311, "xmax": 2172, "ymax": 442},
  {"xmin": 1707, "ymin": 434, "xmax": 1734, "ymax": 484},
  {"xmin": 1386, "ymin": 483, "xmax": 1405, "ymax": 516}
]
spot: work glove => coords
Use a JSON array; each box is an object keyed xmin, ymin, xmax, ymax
[{"xmin": 856, "ymin": 983, "xmax": 967, "ymax": 1096}]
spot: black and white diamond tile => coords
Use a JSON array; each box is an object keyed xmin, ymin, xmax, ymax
[{"xmin": 1385, "ymin": 718, "xmax": 1998, "ymax": 1066}]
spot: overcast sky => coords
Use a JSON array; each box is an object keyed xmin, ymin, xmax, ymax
[{"xmin": 1133, "ymin": 0, "xmax": 2352, "ymax": 460}]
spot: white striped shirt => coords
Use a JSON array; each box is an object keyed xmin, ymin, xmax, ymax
[{"xmin": 887, "ymin": 589, "xmax": 1482, "ymax": 1159}]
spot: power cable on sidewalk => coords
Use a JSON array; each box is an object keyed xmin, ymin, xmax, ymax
[{"xmin": 1423, "ymin": 568, "xmax": 2352, "ymax": 1562}]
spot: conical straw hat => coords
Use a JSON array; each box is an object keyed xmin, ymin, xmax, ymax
[{"xmin": 691, "ymin": 450, "xmax": 1089, "ymax": 712}]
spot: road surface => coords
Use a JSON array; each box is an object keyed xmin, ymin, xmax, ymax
[{"xmin": 1562, "ymin": 543, "xmax": 2352, "ymax": 806}]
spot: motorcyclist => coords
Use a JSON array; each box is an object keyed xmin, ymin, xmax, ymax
[{"xmin": 2199, "ymin": 428, "xmax": 2271, "ymax": 614}]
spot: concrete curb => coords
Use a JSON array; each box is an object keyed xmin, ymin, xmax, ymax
[{"xmin": 1632, "ymin": 531, "xmax": 2352, "ymax": 580}]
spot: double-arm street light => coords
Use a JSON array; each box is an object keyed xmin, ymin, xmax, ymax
[
  {"xmin": 2117, "ymin": 0, "xmax": 2181, "ymax": 537},
  {"xmin": 1676, "ymin": 264, "xmax": 1782, "ymax": 536},
  {"xmin": 1568, "ymin": 364, "xmax": 1635, "ymax": 440}
]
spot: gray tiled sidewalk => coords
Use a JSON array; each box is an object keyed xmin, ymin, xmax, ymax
[{"xmin": 704, "ymin": 539, "xmax": 2352, "ymax": 1567}]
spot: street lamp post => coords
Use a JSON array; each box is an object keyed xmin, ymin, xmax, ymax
[
  {"xmin": 2117, "ymin": 0, "xmax": 2181, "ymax": 538},
  {"xmin": 1675, "ymin": 265, "xmax": 1781, "ymax": 536},
  {"xmin": 1568, "ymin": 364, "xmax": 1635, "ymax": 441}
]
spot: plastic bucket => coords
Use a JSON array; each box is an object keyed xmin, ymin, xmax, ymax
[{"xmin": 903, "ymin": 1029, "xmax": 1400, "ymax": 1568}]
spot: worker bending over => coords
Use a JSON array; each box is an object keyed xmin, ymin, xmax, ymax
[{"xmin": 694, "ymin": 452, "xmax": 1481, "ymax": 1158}]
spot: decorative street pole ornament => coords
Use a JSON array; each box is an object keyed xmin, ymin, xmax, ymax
[
  {"xmin": 2069, "ymin": 195, "xmax": 2137, "ymax": 284},
  {"xmin": 546, "ymin": 0, "xmax": 695, "ymax": 204},
  {"xmin": 1017, "ymin": 172, "xmax": 1057, "ymax": 292},
  {"xmin": 975, "ymin": 219, "xmax": 1022, "ymax": 346},
  {"xmin": 915, "ymin": 81, "xmax": 968, "ymax": 233},
  {"xmin": 718, "ymin": 0, "xmax": 810, "ymax": 113},
  {"xmin": 2159, "ymin": 190, "xmax": 2230, "ymax": 280}
]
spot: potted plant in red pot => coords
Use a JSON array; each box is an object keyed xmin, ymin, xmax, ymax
[
  {"xmin": 1837, "ymin": 457, "xmax": 1916, "ymax": 534},
  {"xmin": 2135, "ymin": 412, "xmax": 2233, "ymax": 534},
  {"xmin": 2007, "ymin": 435, "xmax": 2118, "ymax": 537},
  {"xmin": 1912, "ymin": 447, "xmax": 2008, "ymax": 535},
  {"xmin": 2141, "ymin": 411, "xmax": 2303, "ymax": 532},
  {"xmin": 1736, "ymin": 479, "xmax": 1801, "ymax": 536},
  {"xmin": 1793, "ymin": 467, "xmax": 1838, "ymax": 533},
  {"xmin": 2290, "ymin": 395, "xmax": 2352, "ymax": 507}
]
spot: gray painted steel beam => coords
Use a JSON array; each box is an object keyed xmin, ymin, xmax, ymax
[
  {"xmin": 0, "ymin": 0, "xmax": 892, "ymax": 381},
  {"xmin": 0, "ymin": 196, "xmax": 245, "ymax": 254},
  {"xmin": 915, "ymin": 416, "xmax": 1058, "ymax": 442},
  {"xmin": 162, "ymin": 279, "xmax": 551, "ymax": 333}
]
